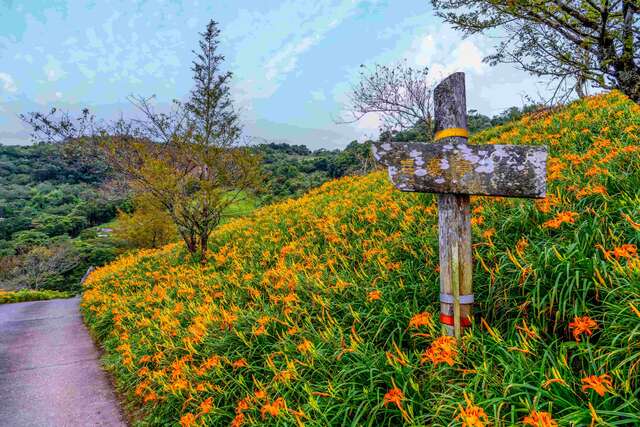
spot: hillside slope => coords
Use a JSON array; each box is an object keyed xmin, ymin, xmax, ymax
[{"xmin": 82, "ymin": 92, "xmax": 640, "ymax": 426}]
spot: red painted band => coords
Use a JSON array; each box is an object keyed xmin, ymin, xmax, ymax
[{"xmin": 440, "ymin": 313, "xmax": 472, "ymax": 327}]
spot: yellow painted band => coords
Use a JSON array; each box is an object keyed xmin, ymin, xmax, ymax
[{"xmin": 434, "ymin": 127, "xmax": 469, "ymax": 141}]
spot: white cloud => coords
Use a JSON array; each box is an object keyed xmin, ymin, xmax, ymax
[
  {"xmin": 44, "ymin": 55, "xmax": 67, "ymax": 81},
  {"xmin": 265, "ymin": 35, "xmax": 321, "ymax": 81},
  {"xmin": 310, "ymin": 89, "xmax": 326, "ymax": 101},
  {"xmin": 406, "ymin": 29, "xmax": 487, "ymax": 83},
  {"xmin": 353, "ymin": 111, "xmax": 381, "ymax": 133},
  {"xmin": 228, "ymin": 0, "xmax": 366, "ymax": 100},
  {"xmin": 0, "ymin": 72, "xmax": 17, "ymax": 93},
  {"xmin": 412, "ymin": 34, "xmax": 436, "ymax": 68},
  {"xmin": 432, "ymin": 40, "xmax": 486, "ymax": 78}
]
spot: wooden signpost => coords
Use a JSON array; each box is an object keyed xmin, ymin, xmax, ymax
[{"xmin": 372, "ymin": 72, "xmax": 548, "ymax": 338}]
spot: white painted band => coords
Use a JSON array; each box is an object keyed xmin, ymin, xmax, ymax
[{"xmin": 440, "ymin": 293, "xmax": 474, "ymax": 304}]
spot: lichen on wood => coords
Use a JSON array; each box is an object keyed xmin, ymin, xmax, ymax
[{"xmin": 371, "ymin": 140, "xmax": 548, "ymax": 198}]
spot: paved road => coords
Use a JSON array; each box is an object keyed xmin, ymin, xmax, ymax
[{"xmin": 0, "ymin": 297, "xmax": 126, "ymax": 427}]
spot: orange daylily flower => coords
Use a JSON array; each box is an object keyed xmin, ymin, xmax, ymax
[
  {"xmin": 523, "ymin": 410, "xmax": 558, "ymax": 427},
  {"xmin": 232, "ymin": 358, "xmax": 248, "ymax": 369},
  {"xmin": 230, "ymin": 413, "xmax": 245, "ymax": 427},
  {"xmin": 455, "ymin": 395, "xmax": 489, "ymax": 427},
  {"xmin": 367, "ymin": 290, "xmax": 382, "ymax": 301},
  {"xmin": 581, "ymin": 374, "xmax": 613, "ymax": 396},
  {"xmin": 482, "ymin": 228, "xmax": 495, "ymax": 241},
  {"xmin": 408, "ymin": 312, "xmax": 433, "ymax": 329},
  {"xmin": 543, "ymin": 211, "xmax": 578, "ymax": 229},
  {"xmin": 297, "ymin": 339, "xmax": 314, "ymax": 354},
  {"xmin": 382, "ymin": 387, "xmax": 404, "ymax": 410},
  {"xmin": 568, "ymin": 316, "xmax": 598, "ymax": 341},
  {"xmin": 260, "ymin": 397, "xmax": 286, "ymax": 419},
  {"xmin": 235, "ymin": 397, "xmax": 251, "ymax": 414},
  {"xmin": 421, "ymin": 336, "xmax": 457, "ymax": 366},
  {"xmin": 611, "ymin": 244, "xmax": 638, "ymax": 259},
  {"xmin": 179, "ymin": 413, "xmax": 196, "ymax": 427},
  {"xmin": 252, "ymin": 324, "xmax": 267, "ymax": 336},
  {"xmin": 199, "ymin": 397, "xmax": 213, "ymax": 414},
  {"xmin": 143, "ymin": 391, "xmax": 158, "ymax": 403}
]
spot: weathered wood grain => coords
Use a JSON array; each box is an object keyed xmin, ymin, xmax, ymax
[
  {"xmin": 434, "ymin": 72, "xmax": 468, "ymax": 133},
  {"xmin": 438, "ymin": 194, "xmax": 472, "ymax": 337},
  {"xmin": 434, "ymin": 72, "xmax": 473, "ymax": 338},
  {"xmin": 371, "ymin": 140, "xmax": 548, "ymax": 198}
]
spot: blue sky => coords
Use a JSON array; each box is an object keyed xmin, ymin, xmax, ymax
[{"xmin": 0, "ymin": 0, "xmax": 551, "ymax": 148}]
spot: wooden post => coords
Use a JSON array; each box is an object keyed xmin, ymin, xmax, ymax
[
  {"xmin": 434, "ymin": 72, "xmax": 472, "ymax": 338},
  {"xmin": 370, "ymin": 72, "xmax": 547, "ymax": 339}
]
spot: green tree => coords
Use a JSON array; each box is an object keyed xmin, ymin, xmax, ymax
[
  {"xmin": 113, "ymin": 195, "xmax": 178, "ymax": 249},
  {"xmin": 24, "ymin": 20, "xmax": 262, "ymax": 263},
  {"xmin": 430, "ymin": 1, "xmax": 640, "ymax": 101}
]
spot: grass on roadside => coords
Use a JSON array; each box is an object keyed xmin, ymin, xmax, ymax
[{"xmin": 0, "ymin": 289, "xmax": 75, "ymax": 304}]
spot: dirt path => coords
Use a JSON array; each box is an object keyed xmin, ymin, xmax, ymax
[{"xmin": 0, "ymin": 297, "xmax": 126, "ymax": 426}]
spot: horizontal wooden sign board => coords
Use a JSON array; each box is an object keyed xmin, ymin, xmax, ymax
[{"xmin": 371, "ymin": 141, "xmax": 548, "ymax": 198}]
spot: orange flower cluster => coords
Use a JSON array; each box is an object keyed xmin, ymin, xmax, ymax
[
  {"xmin": 297, "ymin": 339, "xmax": 313, "ymax": 354},
  {"xmin": 598, "ymin": 243, "xmax": 639, "ymax": 264},
  {"xmin": 179, "ymin": 413, "xmax": 196, "ymax": 427},
  {"xmin": 383, "ymin": 387, "xmax": 404, "ymax": 409},
  {"xmin": 367, "ymin": 290, "xmax": 382, "ymax": 301},
  {"xmin": 609, "ymin": 244, "xmax": 637, "ymax": 259},
  {"xmin": 261, "ymin": 397, "xmax": 286, "ymax": 419},
  {"xmin": 79, "ymin": 90, "xmax": 640, "ymax": 425},
  {"xmin": 576, "ymin": 185, "xmax": 608, "ymax": 200},
  {"xmin": 382, "ymin": 386, "xmax": 410, "ymax": 421},
  {"xmin": 421, "ymin": 336, "xmax": 457, "ymax": 366}
]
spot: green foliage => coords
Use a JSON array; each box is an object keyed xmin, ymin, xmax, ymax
[
  {"xmin": 0, "ymin": 138, "xmax": 374, "ymax": 290},
  {"xmin": 112, "ymin": 196, "xmax": 178, "ymax": 249},
  {"xmin": 257, "ymin": 140, "xmax": 375, "ymax": 202},
  {"xmin": 0, "ymin": 143, "xmax": 123, "ymax": 291},
  {"xmin": 0, "ymin": 289, "xmax": 74, "ymax": 304},
  {"xmin": 467, "ymin": 104, "xmax": 543, "ymax": 134},
  {"xmin": 430, "ymin": 0, "xmax": 640, "ymax": 101}
]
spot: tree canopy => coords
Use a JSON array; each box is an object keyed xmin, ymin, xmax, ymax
[{"xmin": 431, "ymin": 0, "xmax": 640, "ymax": 102}]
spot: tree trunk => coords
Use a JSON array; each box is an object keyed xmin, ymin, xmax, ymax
[
  {"xmin": 199, "ymin": 233, "xmax": 209, "ymax": 265},
  {"xmin": 184, "ymin": 233, "xmax": 197, "ymax": 255},
  {"xmin": 616, "ymin": 66, "xmax": 640, "ymax": 103}
]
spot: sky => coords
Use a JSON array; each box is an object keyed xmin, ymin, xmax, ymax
[{"xmin": 0, "ymin": 0, "xmax": 553, "ymax": 149}]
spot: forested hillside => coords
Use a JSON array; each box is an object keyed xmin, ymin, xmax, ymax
[
  {"xmin": 0, "ymin": 143, "xmax": 123, "ymax": 291},
  {"xmin": 0, "ymin": 141, "xmax": 372, "ymax": 292}
]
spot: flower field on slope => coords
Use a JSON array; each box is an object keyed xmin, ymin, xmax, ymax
[{"xmin": 82, "ymin": 92, "xmax": 640, "ymax": 426}]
